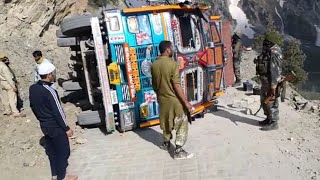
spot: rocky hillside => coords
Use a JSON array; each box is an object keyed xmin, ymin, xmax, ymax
[{"xmin": 0, "ymin": 0, "xmax": 91, "ymax": 102}]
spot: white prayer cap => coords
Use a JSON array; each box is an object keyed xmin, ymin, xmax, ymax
[{"xmin": 38, "ymin": 62, "xmax": 56, "ymax": 75}]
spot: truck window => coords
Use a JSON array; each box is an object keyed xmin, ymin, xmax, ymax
[
  {"xmin": 109, "ymin": 16, "xmax": 120, "ymax": 31},
  {"xmin": 179, "ymin": 16, "xmax": 195, "ymax": 48},
  {"xmin": 175, "ymin": 14, "xmax": 201, "ymax": 54}
]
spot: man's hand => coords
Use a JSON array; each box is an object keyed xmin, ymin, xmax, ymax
[
  {"xmin": 267, "ymin": 88, "xmax": 276, "ymax": 97},
  {"xmin": 66, "ymin": 129, "xmax": 74, "ymax": 137},
  {"xmin": 186, "ymin": 103, "xmax": 195, "ymax": 113}
]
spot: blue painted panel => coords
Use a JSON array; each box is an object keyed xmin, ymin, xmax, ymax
[
  {"xmin": 149, "ymin": 14, "xmax": 165, "ymax": 44},
  {"xmin": 121, "ymin": 16, "xmax": 137, "ymax": 47}
]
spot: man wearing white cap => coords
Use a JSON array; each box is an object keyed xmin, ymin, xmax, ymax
[{"xmin": 29, "ymin": 62, "xmax": 77, "ymax": 180}]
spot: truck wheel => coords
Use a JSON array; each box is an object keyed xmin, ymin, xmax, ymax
[
  {"xmin": 77, "ymin": 110, "xmax": 102, "ymax": 126},
  {"xmin": 60, "ymin": 15, "xmax": 94, "ymax": 37},
  {"xmin": 63, "ymin": 90, "xmax": 76, "ymax": 97},
  {"xmin": 62, "ymin": 80, "xmax": 82, "ymax": 91},
  {"xmin": 57, "ymin": 37, "xmax": 78, "ymax": 47}
]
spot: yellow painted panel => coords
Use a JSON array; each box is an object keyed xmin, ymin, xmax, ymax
[
  {"xmin": 140, "ymin": 119, "xmax": 160, "ymax": 128},
  {"xmin": 123, "ymin": 5, "xmax": 209, "ymax": 14}
]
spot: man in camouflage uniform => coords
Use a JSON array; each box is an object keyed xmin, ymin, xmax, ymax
[
  {"xmin": 151, "ymin": 41, "xmax": 195, "ymax": 160},
  {"xmin": 232, "ymin": 33, "xmax": 243, "ymax": 86},
  {"xmin": 255, "ymin": 32, "xmax": 283, "ymax": 131}
]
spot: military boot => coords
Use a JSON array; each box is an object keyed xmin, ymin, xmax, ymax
[
  {"xmin": 258, "ymin": 118, "xmax": 270, "ymax": 126},
  {"xmin": 232, "ymin": 79, "xmax": 242, "ymax": 87},
  {"xmin": 173, "ymin": 146, "xmax": 194, "ymax": 160},
  {"xmin": 159, "ymin": 141, "xmax": 171, "ymax": 151},
  {"xmin": 260, "ymin": 121, "xmax": 278, "ymax": 131}
]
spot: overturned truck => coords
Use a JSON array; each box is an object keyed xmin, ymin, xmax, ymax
[{"xmin": 56, "ymin": 1, "xmax": 231, "ymax": 133}]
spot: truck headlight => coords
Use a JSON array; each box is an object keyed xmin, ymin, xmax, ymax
[{"xmin": 121, "ymin": 110, "xmax": 134, "ymax": 126}]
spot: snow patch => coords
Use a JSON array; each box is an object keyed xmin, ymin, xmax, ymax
[
  {"xmin": 277, "ymin": 0, "xmax": 286, "ymax": 8},
  {"xmin": 275, "ymin": 7, "xmax": 284, "ymax": 34},
  {"xmin": 228, "ymin": 0, "xmax": 255, "ymax": 39}
]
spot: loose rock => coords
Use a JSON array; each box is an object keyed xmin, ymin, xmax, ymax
[
  {"xmin": 23, "ymin": 161, "xmax": 36, "ymax": 167},
  {"xmin": 75, "ymin": 137, "xmax": 88, "ymax": 144}
]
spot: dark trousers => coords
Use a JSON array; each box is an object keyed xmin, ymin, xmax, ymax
[
  {"xmin": 233, "ymin": 59, "xmax": 241, "ymax": 81},
  {"xmin": 42, "ymin": 127, "xmax": 70, "ymax": 180}
]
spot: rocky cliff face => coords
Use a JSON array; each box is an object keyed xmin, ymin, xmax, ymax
[
  {"xmin": 238, "ymin": 0, "xmax": 320, "ymax": 44},
  {"xmin": 205, "ymin": 0, "xmax": 320, "ymax": 47},
  {"xmin": 0, "ymin": 0, "xmax": 89, "ymax": 101}
]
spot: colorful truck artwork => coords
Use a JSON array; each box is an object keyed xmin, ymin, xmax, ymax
[{"xmin": 57, "ymin": 2, "xmax": 233, "ymax": 133}]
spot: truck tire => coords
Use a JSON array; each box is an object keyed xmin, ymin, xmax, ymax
[
  {"xmin": 77, "ymin": 110, "xmax": 102, "ymax": 126},
  {"xmin": 60, "ymin": 15, "xmax": 94, "ymax": 37},
  {"xmin": 62, "ymin": 80, "xmax": 82, "ymax": 91},
  {"xmin": 57, "ymin": 37, "xmax": 77, "ymax": 47},
  {"xmin": 56, "ymin": 29, "xmax": 67, "ymax": 38},
  {"xmin": 63, "ymin": 90, "xmax": 79, "ymax": 97}
]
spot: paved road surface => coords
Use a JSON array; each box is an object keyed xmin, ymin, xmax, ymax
[{"xmin": 68, "ymin": 88, "xmax": 319, "ymax": 180}]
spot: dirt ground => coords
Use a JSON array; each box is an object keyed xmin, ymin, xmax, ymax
[{"xmin": 0, "ymin": 99, "xmax": 85, "ymax": 180}]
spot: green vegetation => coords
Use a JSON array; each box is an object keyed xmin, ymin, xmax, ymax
[
  {"xmin": 253, "ymin": 14, "xmax": 283, "ymax": 51},
  {"xmin": 283, "ymin": 40, "xmax": 308, "ymax": 85}
]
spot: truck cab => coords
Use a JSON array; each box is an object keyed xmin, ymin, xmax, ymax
[{"xmin": 57, "ymin": 2, "xmax": 228, "ymax": 133}]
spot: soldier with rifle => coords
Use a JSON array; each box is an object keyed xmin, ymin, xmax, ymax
[{"xmin": 254, "ymin": 32, "xmax": 284, "ymax": 131}]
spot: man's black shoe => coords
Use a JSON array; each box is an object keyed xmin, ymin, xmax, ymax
[
  {"xmin": 260, "ymin": 121, "xmax": 278, "ymax": 131},
  {"xmin": 258, "ymin": 118, "xmax": 270, "ymax": 126},
  {"xmin": 159, "ymin": 142, "xmax": 171, "ymax": 151}
]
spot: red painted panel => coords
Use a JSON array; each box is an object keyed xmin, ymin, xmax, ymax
[
  {"xmin": 207, "ymin": 48, "xmax": 214, "ymax": 65},
  {"xmin": 215, "ymin": 69, "xmax": 222, "ymax": 89},
  {"xmin": 221, "ymin": 21, "xmax": 234, "ymax": 87},
  {"xmin": 214, "ymin": 46, "xmax": 223, "ymax": 65},
  {"xmin": 211, "ymin": 24, "xmax": 221, "ymax": 43}
]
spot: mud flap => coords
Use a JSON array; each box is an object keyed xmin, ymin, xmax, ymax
[{"xmin": 91, "ymin": 17, "xmax": 115, "ymax": 132}]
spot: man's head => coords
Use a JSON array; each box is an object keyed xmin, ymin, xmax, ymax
[
  {"xmin": 264, "ymin": 31, "xmax": 283, "ymax": 47},
  {"xmin": 32, "ymin": 50, "xmax": 43, "ymax": 63},
  {"xmin": 38, "ymin": 62, "xmax": 56, "ymax": 82},
  {"xmin": 159, "ymin": 41, "xmax": 173, "ymax": 58}
]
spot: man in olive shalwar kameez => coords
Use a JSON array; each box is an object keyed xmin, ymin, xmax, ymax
[{"xmin": 151, "ymin": 41, "xmax": 195, "ymax": 160}]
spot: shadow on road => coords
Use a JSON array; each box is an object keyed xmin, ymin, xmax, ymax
[
  {"xmin": 133, "ymin": 127, "xmax": 163, "ymax": 147},
  {"xmin": 134, "ymin": 127, "xmax": 176, "ymax": 159},
  {"xmin": 212, "ymin": 105, "xmax": 261, "ymax": 127}
]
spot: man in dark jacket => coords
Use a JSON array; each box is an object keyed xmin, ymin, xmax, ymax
[{"xmin": 29, "ymin": 62, "xmax": 77, "ymax": 180}]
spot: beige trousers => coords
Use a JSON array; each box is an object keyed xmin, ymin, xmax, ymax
[{"xmin": 0, "ymin": 84, "xmax": 18, "ymax": 114}]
